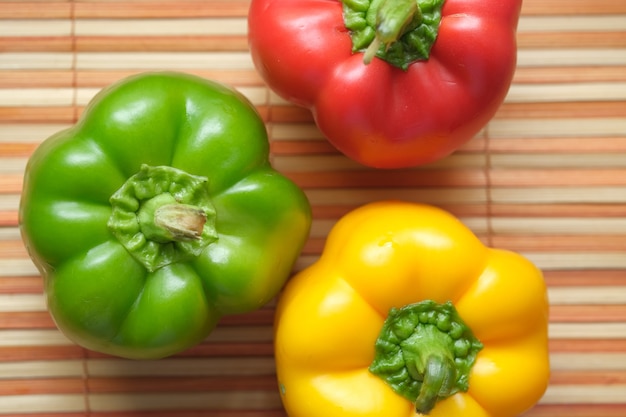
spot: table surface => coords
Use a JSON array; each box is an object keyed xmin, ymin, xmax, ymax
[{"xmin": 1, "ymin": 1, "xmax": 625, "ymax": 416}]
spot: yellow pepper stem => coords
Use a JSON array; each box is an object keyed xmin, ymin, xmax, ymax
[
  {"xmin": 414, "ymin": 355, "xmax": 456, "ymax": 414},
  {"xmin": 369, "ymin": 300, "xmax": 482, "ymax": 415}
]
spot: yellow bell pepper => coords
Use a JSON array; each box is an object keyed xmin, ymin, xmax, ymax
[{"xmin": 274, "ymin": 201, "xmax": 550, "ymax": 417}]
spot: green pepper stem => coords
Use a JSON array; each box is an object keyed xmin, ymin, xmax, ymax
[
  {"xmin": 153, "ymin": 204, "xmax": 207, "ymax": 241},
  {"xmin": 136, "ymin": 193, "xmax": 208, "ymax": 243}
]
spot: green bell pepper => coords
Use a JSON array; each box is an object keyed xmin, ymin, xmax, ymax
[{"xmin": 19, "ymin": 72, "xmax": 312, "ymax": 359}]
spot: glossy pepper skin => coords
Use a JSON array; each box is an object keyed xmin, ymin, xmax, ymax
[
  {"xmin": 248, "ymin": 0, "xmax": 522, "ymax": 168},
  {"xmin": 274, "ymin": 201, "xmax": 549, "ymax": 417},
  {"xmin": 19, "ymin": 72, "xmax": 312, "ymax": 360}
]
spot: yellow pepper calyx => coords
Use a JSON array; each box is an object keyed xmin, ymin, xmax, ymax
[{"xmin": 369, "ymin": 300, "xmax": 483, "ymax": 415}]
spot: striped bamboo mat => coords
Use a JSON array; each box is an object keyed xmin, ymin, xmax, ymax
[{"xmin": 1, "ymin": 0, "xmax": 626, "ymax": 416}]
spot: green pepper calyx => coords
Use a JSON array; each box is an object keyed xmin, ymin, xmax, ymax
[
  {"xmin": 369, "ymin": 300, "xmax": 482, "ymax": 414},
  {"xmin": 108, "ymin": 164, "xmax": 218, "ymax": 272},
  {"xmin": 342, "ymin": 0, "xmax": 445, "ymax": 70}
]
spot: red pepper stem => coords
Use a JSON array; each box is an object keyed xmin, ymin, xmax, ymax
[
  {"xmin": 363, "ymin": 37, "xmax": 382, "ymax": 64},
  {"xmin": 363, "ymin": 0, "xmax": 420, "ymax": 64},
  {"xmin": 343, "ymin": 0, "xmax": 445, "ymax": 69}
]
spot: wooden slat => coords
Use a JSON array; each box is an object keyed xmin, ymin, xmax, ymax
[
  {"xmin": 491, "ymin": 235, "xmax": 626, "ymax": 252},
  {"xmin": 496, "ymin": 102, "xmax": 626, "ymax": 120},
  {"xmin": 489, "ymin": 137, "xmax": 626, "ymax": 154},
  {"xmin": 88, "ymin": 412, "xmax": 287, "ymax": 417},
  {"xmin": 489, "ymin": 168, "xmax": 626, "ymax": 186},
  {"xmin": 0, "ymin": 2, "xmax": 71, "ymax": 19},
  {"xmin": 0, "ymin": 212, "xmax": 18, "ymax": 227},
  {"xmin": 0, "ymin": 107, "xmax": 77, "ymax": 123},
  {"xmin": 76, "ymin": 35, "xmax": 249, "ymax": 52},
  {"xmin": 518, "ymin": 31, "xmax": 626, "ymax": 48},
  {"xmin": 0, "ymin": 174, "xmax": 23, "ymax": 194},
  {"xmin": 0, "ymin": 69, "xmax": 263, "ymax": 88},
  {"xmin": 73, "ymin": 1, "xmax": 252, "ymax": 19},
  {"xmin": 528, "ymin": 404, "xmax": 626, "ymax": 417},
  {"xmin": 514, "ymin": 66, "xmax": 626, "ymax": 84},
  {"xmin": 544, "ymin": 270, "xmax": 626, "ymax": 287},
  {"xmin": 521, "ymin": 0, "xmax": 626, "ymax": 15},
  {"xmin": 0, "ymin": 345, "xmax": 86, "ymax": 362},
  {"xmin": 285, "ymin": 169, "xmax": 487, "ymax": 188},
  {"xmin": 0, "ymin": 37, "xmax": 72, "ymax": 53},
  {"xmin": 0, "ymin": 276, "xmax": 43, "ymax": 294},
  {"xmin": 0, "ymin": 411, "xmax": 285, "ymax": 417},
  {"xmin": 0, "ymin": 1, "xmax": 254, "ymax": 19},
  {"xmin": 550, "ymin": 306, "xmax": 626, "ymax": 323},
  {"xmin": 0, "ymin": 35, "xmax": 249, "ymax": 52},
  {"xmin": 86, "ymin": 376, "xmax": 278, "ymax": 393},
  {"xmin": 0, "ymin": 379, "xmax": 86, "ymax": 395}
]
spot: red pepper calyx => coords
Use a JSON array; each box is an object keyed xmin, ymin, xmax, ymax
[{"xmin": 342, "ymin": 0, "xmax": 445, "ymax": 70}]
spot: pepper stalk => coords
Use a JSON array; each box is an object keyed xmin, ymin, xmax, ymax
[
  {"xmin": 342, "ymin": 0, "xmax": 446, "ymax": 70},
  {"xmin": 138, "ymin": 194, "xmax": 207, "ymax": 242}
]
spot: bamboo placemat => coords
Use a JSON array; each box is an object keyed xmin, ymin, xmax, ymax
[{"xmin": 1, "ymin": 0, "xmax": 625, "ymax": 416}]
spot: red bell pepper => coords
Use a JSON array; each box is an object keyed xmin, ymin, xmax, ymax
[{"xmin": 248, "ymin": 0, "xmax": 522, "ymax": 168}]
